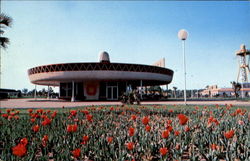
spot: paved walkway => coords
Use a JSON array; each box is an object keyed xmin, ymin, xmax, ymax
[{"xmin": 0, "ymin": 98, "xmax": 250, "ymax": 108}]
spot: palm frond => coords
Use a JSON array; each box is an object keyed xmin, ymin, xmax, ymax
[
  {"xmin": 0, "ymin": 37, "xmax": 10, "ymax": 48},
  {"xmin": 0, "ymin": 13, "xmax": 13, "ymax": 27}
]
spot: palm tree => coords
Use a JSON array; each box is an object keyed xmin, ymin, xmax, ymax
[
  {"xmin": 0, "ymin": 13, "xmax": 12, "ymax": 88},
  {"xmin": 0, "ymin": 13, "xmax": 13, "ymax": 48},
  {"xmin": 231, "ymin": 81, "xmax": 241, "ymax": 99}
]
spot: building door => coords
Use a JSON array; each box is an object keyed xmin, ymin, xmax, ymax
[
  {"xmin": 75, "ymin": 82, "xmax": 84, "ymax": 100},
  {"xmin": 107, "ymin": 86, "xmax": 118, "ymax": 100}
]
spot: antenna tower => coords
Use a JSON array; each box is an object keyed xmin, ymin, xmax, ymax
[{"xmin": 236, "ymin": 44, "xmax": 250, "ymax": 83}]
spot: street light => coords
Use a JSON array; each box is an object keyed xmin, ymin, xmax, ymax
[{"xmin": 178, "ymin": 29, "xmax": 188, "ymax": 105}]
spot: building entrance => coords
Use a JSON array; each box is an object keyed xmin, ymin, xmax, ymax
[{"xmin": 106, "ymin": 86, "xmax": 118, "ymax": 100}]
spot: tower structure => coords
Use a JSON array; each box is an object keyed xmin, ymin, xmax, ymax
[{"xmin": 236, "ymin": 44, "xmax": 250, "ymax": 84}]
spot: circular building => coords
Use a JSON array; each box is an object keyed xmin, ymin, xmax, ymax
[{"xmin": 28, "ymin": 52, "xmax": 174, "ymax": 101}]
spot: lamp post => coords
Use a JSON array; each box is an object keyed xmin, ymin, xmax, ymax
[{"xmin": 178, "ymin": 29, "xmax": 188, "ymax": 105}]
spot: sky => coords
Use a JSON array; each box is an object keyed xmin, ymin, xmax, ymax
[{"xmin": 1, "ymin": 1, "xmax": 250, "ymax": 92}]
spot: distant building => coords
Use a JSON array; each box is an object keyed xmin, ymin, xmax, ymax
[
  {"xmin": 0, "ymin": 88, "xmax": 19, "ymax": 99},
  {"xmin": 200, "ymin": 83, "xmax": 250, "ymax": 97},
  {"xmin": 200, "ymin": 85, "xmax": 220, "ymax": 97}
]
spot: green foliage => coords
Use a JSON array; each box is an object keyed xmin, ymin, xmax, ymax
[
  {"xmin": 0, "ymin": 13, "xmax": 13, "ymax": 49},
  {"xmin": 231, "ymin": 81, "xmax": 242, "ymax": 98}
]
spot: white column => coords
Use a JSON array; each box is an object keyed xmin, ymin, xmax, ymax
[
  {"xmin": 140, "ymin": 80, "xmax": 143, "ymax": 100},
  {"xmin": 125, "ymin": 82, "xmax": 127, "ymax": 94},
  {"xmin": 66, "ymin": 83, "xmax": 68, "ymax": 97},
  {"xmin": 47, "ymin": 85, "xmax": 50, "ymax": 99},
  {"xmin": 59, "ymin": 83, "xmax": 61, "ymax": 98},
  {"xmin": 34, "ymin": 85, "xmax": 37, "ymax": 100},
  {"xmin": 71, "ymin": 81, "xmax": 75, "ymax": 102}
]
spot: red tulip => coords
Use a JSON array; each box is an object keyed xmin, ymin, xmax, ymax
[
  {"xmin": 210, "ymin": 144, "xmax": 218, "ymax": 150},
  {"xmin": 36, "ymin": 109, "xmax": 43, "ymax": 114},
  {"xmin": 20, "ymin": 138, "xmax": 28, "ymax": 146},
  {"xmin": 1, "ymin": 114, "xmax": 8, "ymax": 118},
  {"xmin": 83, "ymin": 135, "xmax": 89, "ymax": 141},
  {"xmin": 177, "ymin": 114, "xmax": 189, "ymax": 125},
  {"xmin": 41, "ymin": 118, "xmax": 52, "ymax": 126},
  {"xmin": 72, "ymin": 148, "xmax": 81, "ymax": 158},
  {"xmin": 41, "ymin": 114, "xmax": 47, "ymax": 119},
  {"xmin": 166, "ymin": 119, "xmax": 172, "ymax": 125},
  {"xmin": 42, "ymin": 135, "xmax": 49, "ymax": 142},
  {"xmin": 30, "ymin": 118, "xmax": 35, "ymax": 123},
  {"xmin": 51, "ymin": 111, "xmax": 57, "ymax": 118},
  {"xmin": 236, "ymin": 108, "xmax": 242, "ymax": 115},
  {"xmin": 174, "ymin": 130, "xmax": 180, "ymax": 136},
  {"xmin": 10, "ymin": 112, "xmax": 16, "ymax": 116},
  {"xmin": 8, "ymin": 115, "xmax": 13, "ymax": 120},
  {"xmin": 32, "ymin": 125, "xmax": 40, "ymax": 132},
  {"xmin": 12, "ymin": 144, "xmax": 27, "ymax": 157},
  {"xmin": 42, "ymin": 135, "xmax": 49, "ymax": 147},
  {"xmin": 126, "ymin": 142, "xmax": 134, "ymax": 150},
  {"xmin": 166, "ymin": 125, "xmax": 173, "ymax": 132},
  {"xmin": 70, "ymin": 110, "xmax": 77, "ymax": 116},
  {"xmin": 159, "ymin": 147, "xmax": 168, "ymax": 156},
  {"xmin": 131, "ymin": 114, "xmax": 137, "ymax": 121},
  {"xmin": 162, "ymin": 130, "xmax": 169, "ymax": 139},
  {"xmin": 128, "ymin": 127, "xmax": 135, "ymax": 136},
  {"xmin": 142, "ymin": 116, "xmax": 149, "ymax": 125},
  {"xmin": 224, "ymin": 130, "xmax": 234, "ymax": 139},
  {"xmin": 81, "ymin": 135, "xmax": 89, "ymax": 145},
  {"xmin": 6, "ymin": 109, "xmax": 11, "ymax": 113},
  {"xmin": 107, "ymin": 137, "xmax": 113, "ymax": 144},
  {"xmin": 14, "ymin": 116, "xmax": 19, "ymax": 120},
  {"xmin": 145, "ymin": 125, "xmax": 151, "ymax": 132},
  {"xmin": 82, "ymin": 110, "xmax": 89, "ymax": 115},
  {"xmin": 184, "ymin": 126, "xmax": 190, "ymax": 132},
  {"xmin": 86, "ymin": 114, "xmax": 93, "ymax": 122},
  {"xmin": 67, "ymin": 124, "xmax": 78, "ymax": 133}
]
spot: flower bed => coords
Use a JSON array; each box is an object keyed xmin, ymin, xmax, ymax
[{"xmin": 0, "ymin": 105, "xmax": 249, "ymax": 160}]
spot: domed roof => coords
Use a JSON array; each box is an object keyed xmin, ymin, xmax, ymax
[
  {"xmin": 240, "ymin": 44, "xmax": 246, "ymax": 50},
  {"xmin": 99, "ymin": 51, "xmax": 110, "ymax": 63}
]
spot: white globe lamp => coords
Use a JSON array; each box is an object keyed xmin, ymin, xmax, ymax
[{"xmin": 178, "ymin": 29, "xmax": 188, "ymax": 40}]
